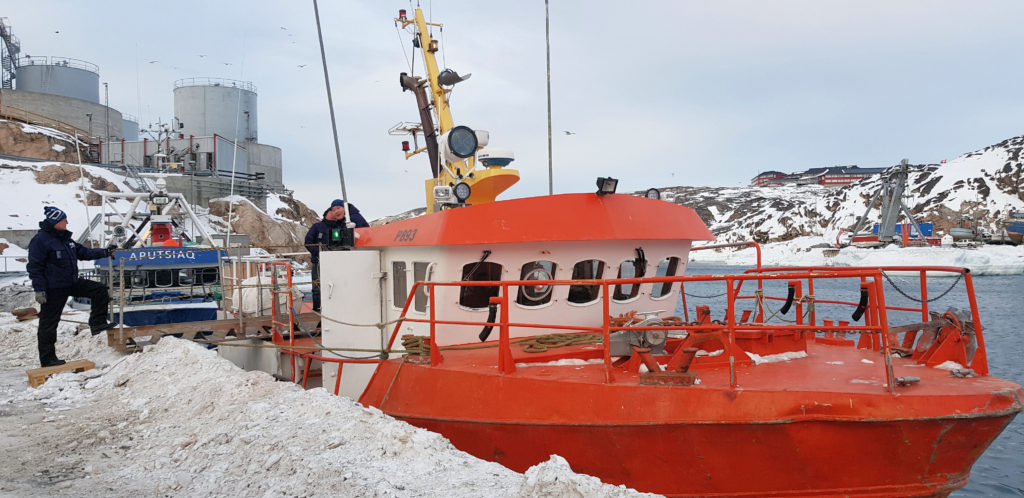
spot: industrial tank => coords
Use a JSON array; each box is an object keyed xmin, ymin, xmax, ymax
[
  {"xmin": 15, "ymin": 56, "xmax": 99, "ymax": 103},
  {"xmin": 173, "ymin": 77, "xmax": 257, "ymax": 142},
  {"xmin": 122, "ymin": 113, "xmax": 139, "ymax": 141}
]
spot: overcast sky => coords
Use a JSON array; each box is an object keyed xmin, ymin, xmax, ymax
[{"xmin": 7, "ymin": 1, "xmax": 1024, "ymax": 220}]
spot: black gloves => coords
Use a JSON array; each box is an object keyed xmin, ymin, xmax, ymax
[
  {"xmin": 35, "ymin": 291, "xmax": 46, "ymax": 304},
  {"xmin": 105, "ymin": 244, "xmax": 118, "ymax": 257}
]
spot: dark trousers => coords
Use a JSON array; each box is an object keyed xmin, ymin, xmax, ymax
[
  {"xmin": 311, "ymin": 262, "xmax": 321, "ymax": 312},
  {"xmin": 37, "ymin": 279, "xmax": 110, "ymax": 364}
]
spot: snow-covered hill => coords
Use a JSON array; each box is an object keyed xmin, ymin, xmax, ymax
[
  {"xmin": 0, "ymin": 157, "xmax": 317, "ymax": 267},
  {"xmin": 658, "ymin": 136, "xmax": 1024, "ymax": 245}
]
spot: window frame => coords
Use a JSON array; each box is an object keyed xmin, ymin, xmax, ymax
[
  {"xmin": 567, "ymin": 259, "xmax": 605, "ymax": 306},
  {"xmin": 515, "ymin": 260, "xmax": 557, "ymax": 308},
  {"xmin": 651, "ymin": 256, "xmax": 681, "ymax": 300},
  {"xmin": 459, "ymin": 261, "xmax": 503, "ymax": 310}
]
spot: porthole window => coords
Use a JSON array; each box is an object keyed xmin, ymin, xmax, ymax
[
  {"xmin": 154, "ymin": 269, "xmax": 174, "ymax": 287},
  {"xmin": 413, "ymin": 262, "xmax": 431, "ymax": 312},
  {"xmin": 130, "ymin": 270, "xmax": 149, "ymax": 289},
  {"xmin": 460, "ymin": 261, "xmax": 502, "ymax": 309},
  {"xmin": 516, "ymin": 261, "xmax": 557, "ymax": 306},
  {"xmin": 652, "ymin": 257, "xmax": 681, "ymax": 298},
  {"xmin": 568, "ymin": 260, "xmax": 604, "ymax": 304},
  {"xmin": 392, "ymin": 261, "xmax": 408, "ymax": 308},
  {"xmin": 200, "ymin": 268, "xmax": 219, "ymax": 285},
  {"xmin": 612, "ymin": 260, "xmax": 642, "ymax": 301}
]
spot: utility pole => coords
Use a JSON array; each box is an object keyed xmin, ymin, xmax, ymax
[{"xmin": 103, "ymin": 82, "xmax": 109, "ymax": 140}]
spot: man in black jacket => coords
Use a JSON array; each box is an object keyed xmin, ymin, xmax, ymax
[
  {"xmin": 27, "ymin": 206, "xmax": 116, "ymax": 367},
  {"xmin": 304, "ymin": 199, "xmax": 369, "ymax": 312}
]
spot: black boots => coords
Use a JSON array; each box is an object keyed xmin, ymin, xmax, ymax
[
  {"xmin": 90, "ymin": 322, "xmax": 118, "ymax": 336},
  {"xmin": 41, "ymin": 358, "xmax": 66, "ymax": 368}
]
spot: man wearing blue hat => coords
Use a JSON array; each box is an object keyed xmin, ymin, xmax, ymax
[
  {"xmin": 303, "ymin": 199, "xmax": 369, "ymax": 312},
  {"xmin": 27, "ymin": 206, "xmax": 117, "ymax": 367}
]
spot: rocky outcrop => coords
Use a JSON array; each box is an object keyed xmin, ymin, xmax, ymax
[
  {"xmin": 272, "ymin": 196, "xmax": 320, "ymax": 227},
  {"xmin": 0, "ymin": 120, "xmax": 84, "ymax": 162},
  {"xmin": 208, "ymin": 198, "xmax": 310, "ymax": 260}
]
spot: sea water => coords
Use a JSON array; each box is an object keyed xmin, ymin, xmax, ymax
[{"xmin": 680, "ymin": 264, "xmax": 1023, "ymax": 496}]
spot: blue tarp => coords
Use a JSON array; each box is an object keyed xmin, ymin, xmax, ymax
[{"xmin": 871, "ymin": 222, "xmax": 933, "ymax": 237}]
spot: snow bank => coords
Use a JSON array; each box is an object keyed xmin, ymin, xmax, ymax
[{"xmin": 0, "ymin": 308, "xmax": 655, "ymax": 497}]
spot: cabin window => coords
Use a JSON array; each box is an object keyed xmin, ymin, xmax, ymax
[
  {"xmin": 413, "ymin": 262, "xmax": 432, "ymax": 312},
  {"xmin": 612, "ymin": 260, "xmax": 643, "ymax": 302},
  {"xmin": 392, "ymin": 261, "xmax": 408, "ymax": 308},
  {"xmin": 652, "ymin": 257, "xmax": 681, "ymax": 298},
  {"xmin": 130, "ymin": 270, "xmax": 149, "ymax": 289},
  {"xmin": 177, "ymin": 269, "xmax": 194, "ymax": 286},
  {"xmin": 460, "ymin": 261, "xmax": 502, "ymax": 309},
  {"xmin": 568, "ymin": 260, "xmax": 605, "ymax": 304},
  {"xmin": 199, "ymin": 268, "xmax": 219, "ymax": 285},
  {"xmin": 516, "ymin": 261, "xmax": 557, "ymax": 306},
  {"xmin": 154, "ymin": 269, "xmax": 174, "ymax": 287}
]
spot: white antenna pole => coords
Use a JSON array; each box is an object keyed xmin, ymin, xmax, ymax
[
  {"xmin": 545, "ymin": 0, "xmax": 553, "ymax": 195},
  {"xmin": 313, "ymin": 0, "xmax": 352, "ymax": 223}
]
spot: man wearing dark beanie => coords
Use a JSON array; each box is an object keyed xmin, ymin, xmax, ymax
[
  {"xmin": 303, "ymin": 199, "xmax": 369, "ymax": 312},
  {"xmin": 27, "ymin": 206, "xmax": 117, "ymax": 367}
]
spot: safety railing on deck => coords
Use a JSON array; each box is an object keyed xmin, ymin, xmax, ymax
[{"xmin": 289, "ymin": 264, "xmax": 986, "ymax": 397}]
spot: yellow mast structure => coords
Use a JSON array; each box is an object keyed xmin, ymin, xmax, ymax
[{"xmin": 397, "ymin": 8, "xmax": 520, "ymax": 213}]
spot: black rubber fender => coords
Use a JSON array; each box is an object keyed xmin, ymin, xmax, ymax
[
  {"xmin": 779, "ymin": 283, "xmax": 796, "ymax": 315},
  {"xmin": 478, "ymin": 303, "xmax": 498, "ymax": 341},
  {"xmin": 851, "ymin": 287, "xmax": 869, "ymax": 321}
]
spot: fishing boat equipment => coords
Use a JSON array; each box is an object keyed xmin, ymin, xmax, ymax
[{"xmin": 393, "ymin": 8, "xmax": 520, "ymax": 213}]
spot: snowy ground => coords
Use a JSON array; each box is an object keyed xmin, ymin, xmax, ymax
[{"xmin": 0, "ymin": 295, "xmax": 652, "ymax": 497}]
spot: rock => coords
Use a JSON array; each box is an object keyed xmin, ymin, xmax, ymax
[{"xmin": 0, "ymin": 120, "xmax": 85, "ymax": 162}]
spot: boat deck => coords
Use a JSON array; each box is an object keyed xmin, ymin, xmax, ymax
[{"xmin": 372, "ymin": 337, "xmax": 1023, "ymax": 423}]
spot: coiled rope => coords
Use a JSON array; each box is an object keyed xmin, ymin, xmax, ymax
[{"xmin": 401, "ymin": 333, "xmax": 603, "ymax": 356}]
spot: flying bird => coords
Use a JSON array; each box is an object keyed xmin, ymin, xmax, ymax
[
  {"xmin": 563, "ymin": 130, "xmax": 576, "ymax": 135},
  {"xmin": 222, "ymin": 62, "xmax": 233, "ymax": 66},
  {"xmin": 197, "ymin": 54, "xmax": 207, "ymax": 58},
  {"xmin": 147, "ymin": 60, "xmax": 158, "ymax": 64},
  {"xmin": 280, "ymin": 26, "xmax": 287, "ymax": 30},
  {"xmin": 297, "ymin": 64, "xmax": 307, "ymax": 68}
]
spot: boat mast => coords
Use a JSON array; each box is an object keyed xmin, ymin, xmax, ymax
[
  {"xmin": 397, "ymin": 8, "xmax": 520, "ymax": 213},
  {"xmin": 412, "ymin": 8, "xmax": 454, "ymax": 134}
]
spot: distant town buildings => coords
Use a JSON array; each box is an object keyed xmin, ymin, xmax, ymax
[{"xmin": 751, "ymin": 165, "xmax": 888, "ymax": 187}]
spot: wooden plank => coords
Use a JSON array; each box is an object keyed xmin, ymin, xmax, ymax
[
  {"xmin": 26, "ymin": 360, "xmax": 95, "ymax": 388},
  {"xmin": 103, "ymin": 313, "xmax": 320, "ymax": 352}
]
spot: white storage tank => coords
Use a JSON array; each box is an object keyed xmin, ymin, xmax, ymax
[
  {"xmin": 15, "ymin": 56, "xmax": 99, "ymax": 103},
  {"xmin": 122, "ymin": 113, "xmax": 139, "ymax": 141},
  {"xmin": 173, "ymin": 77, "xmax": 257, "ymax": 142}
]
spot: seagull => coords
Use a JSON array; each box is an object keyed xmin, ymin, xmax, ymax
[
  {"xmin": 147, "ymin": 60, "xmax": 158, "ymax": 64},
  {"xmin": 222, "ymin": 62, "xmax": 233, "ymax": 66},
  {"xmin": 563, "ymin": 130, "xmax": 575, "ymax": 135},
  {"xmin": 198, "ymin": 54, "xmax": 207, "ymax": 58},
  {"xmin": 297, "ymin": 64, "xmax": 307, "ymax": 68},
  {"xmin": 279, "ymin": 26, "xmax": 287, "ymax": 30}
]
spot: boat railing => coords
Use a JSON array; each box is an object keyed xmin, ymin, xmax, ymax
[
  {"xmin": 373, "ymin": 266, "xmax": 984, "ymax": 394},
  {"xmin": 293, "ymin": 265, "xmax": 983, "ymax": 396}
]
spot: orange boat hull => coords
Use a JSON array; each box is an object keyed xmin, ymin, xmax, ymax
[
  {"xmin": 400, "ymin": 414, "xmax": 1013, "ymax": 496},
  {"xmin": 360, "ymin": 343, "xmax": 1023, "ymax": 496}
]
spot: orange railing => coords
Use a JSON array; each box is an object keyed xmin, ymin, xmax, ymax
[{"xmin": 285, "ymin": 264, "xmax": 986, "ymax": 396}]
